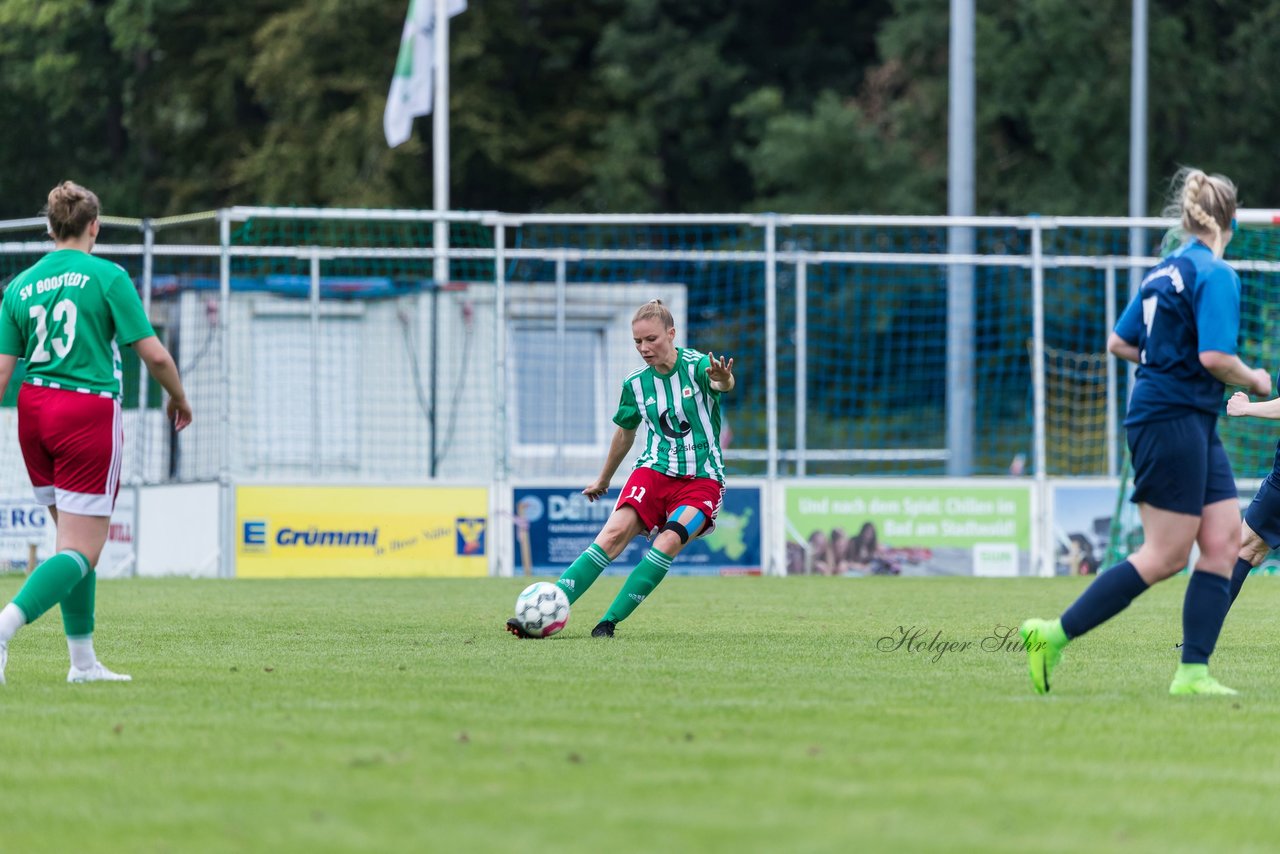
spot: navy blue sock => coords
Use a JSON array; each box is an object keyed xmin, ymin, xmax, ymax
[
  {"xmin": 1229, "ymin": 557, "xmax": 1254, "ymax": 606},
  {"xmin": 1181, "ymin": 570, "xmax": 1231, "ymax": 665},
  {"xmin": 1059, "ymin": 560, "xmax": 1149, "ymax": 640}
]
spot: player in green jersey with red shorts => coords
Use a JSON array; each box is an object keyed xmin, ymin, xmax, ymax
[
  {"xmin": 507, "ymin": 299, "xmax": 735, "ymax": 638},
  {"xmin": 0, "ymin": 181, "xmax": 192, "ymax": 685}
]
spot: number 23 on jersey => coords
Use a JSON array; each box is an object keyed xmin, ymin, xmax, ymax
[{"xmin": 29, "ymin": 300, "xmax": 78, "ymax": 362}]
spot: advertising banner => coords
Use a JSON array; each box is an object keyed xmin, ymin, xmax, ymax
[
  {"xmin": 1048, "ymin": 479, "xmax": 1280, "ymax": 578},
  {"xmin": 0, "ymin": 498, "xmax": 55, "ymax": 571},
  {"xmin": 512, "ymin": 485, "xmax": 762, "ymax": 576},
  {"xmin": 1049, "ymin": 481, "xmax": 1122, "ymax": 576},
  {"xmin": 784, "ymin": 481, "xmax": 1033, "ymax": 576},
  {"xmin": 0, "ymin": 491, "xmax": 134, "ymax": 576},
  {"xmin": 236, "ymin": 486, "xmax": 488, "ymax": 578}
]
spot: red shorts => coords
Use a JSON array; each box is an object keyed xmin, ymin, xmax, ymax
[
  {"xmin": 614, "ymin": 468, "xmax": 724, "ymax": 538},
  {"xmin": 18, "ymin": 383, "xmax": 122, "ymax": 516}
]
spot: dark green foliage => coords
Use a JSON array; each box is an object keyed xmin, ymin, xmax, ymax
[{"xmin": 0, "ymin": 0, "xmax": 1276, "ymax": 216}]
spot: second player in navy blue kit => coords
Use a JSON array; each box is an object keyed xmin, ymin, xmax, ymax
[
  {"xmin": 1020, "ymin": 168, "xmax": 1269, "ymax": 696},
  {"xmin": 1221, "ymin": 382, "xmax": 1280, "ymax": 603}
]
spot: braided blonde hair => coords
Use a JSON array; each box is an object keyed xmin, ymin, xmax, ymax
[{"xmin": 1163, "ymin": 168, "xmax": 1237, "ymax": 257}]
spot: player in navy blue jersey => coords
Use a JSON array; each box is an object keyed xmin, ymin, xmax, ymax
[
  {"xmin": 1021, "ymin": 168, "xmax": 1269, "ymax": 696},
  {"xmin": 1222, "ymin": 386, "xmax": 1280, "ymax": 604}
]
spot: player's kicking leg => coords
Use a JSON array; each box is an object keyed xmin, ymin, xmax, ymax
[
  {"xmin": 593, "ymin": 501, "xmax": 712, "ymax": 638},
  {"xmin": 505, "ymin": 505, "xmax": 643, "ymax": 637}
]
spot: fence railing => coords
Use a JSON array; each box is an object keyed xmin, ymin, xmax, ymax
[{"xmin": 3, "ymin": 209, "xmax": 1280, "ymax": 499}]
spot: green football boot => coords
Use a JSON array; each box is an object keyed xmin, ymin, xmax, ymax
[
  {"xmin": 1169, "ymin": 663, "xmax": 1238, "ymax": 696},
  {"xmin": 1019, "ymin": 618, "xmax": 1067, "ymax": 695}
]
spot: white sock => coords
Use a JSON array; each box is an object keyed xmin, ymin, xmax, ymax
[
  {"xmin": 0, "ymin": 603, "xmax": 26, "ymax": 644},
  {"xmin": 67, "ymin": 635, "xmax": 96, "ymax": 670}
]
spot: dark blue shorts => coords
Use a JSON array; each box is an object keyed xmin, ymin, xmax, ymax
[
  {"xmin": 1128, "ymin": 412, "xmax": 1236, "ymax": 515},
  {"xmin": 1245, "ymin": 476, "xmax": 1280, "ymax": 549}
]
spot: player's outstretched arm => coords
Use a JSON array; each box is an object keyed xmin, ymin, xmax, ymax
[
  {"xmin": 706, "ymin": 351, "xmax": 735, "ymax": 393},
  {"xmin": 583, "ymin": 427, "xmax": 637, "ymax": 501},
  {"xmin": 1227, "ymin": 391, "xmax": 1280, "ymax": 420}
]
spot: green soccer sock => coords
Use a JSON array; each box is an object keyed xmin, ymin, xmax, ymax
[
  {"xmin": 556, "ymin": 544, "xmax": 611, "ymax": 604},
  {"xmin": 603, "ymin": 548, "xmax": 674, "ymax": 624},
  {"xmin": 61, "ymin": 569, "xmax": 97, "ymax": 639},
  {"xmin": 12, "ymin": 550, "xmax": 92, "ymax": 624}
]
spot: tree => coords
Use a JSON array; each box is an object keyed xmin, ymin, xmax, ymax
[
  {"xmin": 2, "ymin": 0, "xmax": 1275, "ymax": 217},
  {"xmin": 734, "ymin": 0, "xmax": 1280, "ymax": 216},
  {"xmin": 583, "ymin": 0, "xmax": 892, "ymax": 212},
  {"xmin": 0, "ymin": 0, "xmax": 141, "ymax": 214}
]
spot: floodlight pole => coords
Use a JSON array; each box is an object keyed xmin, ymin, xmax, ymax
[
  {"xmin": 947, "ymin": 0, "xmax": 975, "ymax": 475},
  {"xmin": 1128, "ymin": 0, "xmax": 1148, "ymax": 291}
]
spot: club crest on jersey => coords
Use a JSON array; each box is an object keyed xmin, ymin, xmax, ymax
[{"xmin": 682, "ymin": 386, "xmax": 693, "ymax": 398}]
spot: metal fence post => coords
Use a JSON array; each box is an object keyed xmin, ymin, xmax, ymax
[
  {"xmin": 309, "ymin": 248, "xmax": 322, "ymax": 479},
  {"xmin": 765, "ymin": 217, "xmax": 779, "ymax": 482},
  {"xmin": 218, "ymin": 210, "xmax": 234, "ymax": 578},
  {"xmin": 138, "ymin": 219, "xmax": 154, "ymax": 485},
  {"xmin": 795, "ymin": 258, "xmax": 808, "ymax": 478},
  {"xmin": 493, "ymin": 219, "xmax": 509, "ymax": 577},
  {"xmin": 764, "ymin": 217, "xmax": 780, "ymax": 575},
  {"xmin": 1104, "ymin": 263, "xmax": 1118, "ymax": 478},
  {"xmin": 1031, "ymin": 220, "xmax": 1048, "ymax": 575},
  {"xmin": 494, "ymin": 220, "xmax": 508, "ymax": 482},
  {"xmin": 133, "ymin": 218, "xmax": 154, "ymax": 577},
  {"xmin": 555, "ymin": 251, "xmax": 567, "ymax": 475}
]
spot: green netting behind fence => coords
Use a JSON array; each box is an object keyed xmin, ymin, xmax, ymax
[
  {"xmin": 6, "ymin": 214, "xmax": 1270, "ymax": 483},
  {"xmin": 511, "ymin": 222, "xmax": 767, "ymax": 473},
  {"xmin": 231, "ymin": 216, "xmax": 495, "ymax": 282},
  {"xmin": 190, "ymin": 216, "xmax": 1280, "ymax": 478},
  {"xmin": 1222, "ymin": 225, "xmax": 1280, "ymax": 479}
]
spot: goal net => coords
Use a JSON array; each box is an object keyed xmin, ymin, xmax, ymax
[{"xmin": 1042, "ymin": 344, "xmax": 1111, "ymax": 476}]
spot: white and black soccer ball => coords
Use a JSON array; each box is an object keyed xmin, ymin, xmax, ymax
[{"xmin": 514, "ymin": 581, "xmax": 570, "ymax": 638}]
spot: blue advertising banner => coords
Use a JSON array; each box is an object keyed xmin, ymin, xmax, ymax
[{"xmin": 513, "ymin": 486, "xmax": 763, "ymax": 576}]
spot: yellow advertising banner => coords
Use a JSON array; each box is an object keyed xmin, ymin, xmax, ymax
[{"xmin": 236, "ymin": 486, "xmax": 488, "ymax": 578}]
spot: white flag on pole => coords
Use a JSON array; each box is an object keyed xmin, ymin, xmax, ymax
[{"xmin": 384, "ymin": 0, "xmax": 467, "ymax": 148}]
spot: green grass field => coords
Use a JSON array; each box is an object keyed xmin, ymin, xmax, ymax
[{"xmin": 2, "ymin": 574, "xmax": 1279, "ymax": 853}]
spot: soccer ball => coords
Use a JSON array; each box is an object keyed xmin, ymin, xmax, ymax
[{"xmin": 514, "ymin": 582, "xmax": 570, "ymax": 638}]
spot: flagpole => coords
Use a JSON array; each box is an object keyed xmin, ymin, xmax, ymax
[{"xmin": 432, "ymin": 0, "xmax": 449, "ymax": 284}]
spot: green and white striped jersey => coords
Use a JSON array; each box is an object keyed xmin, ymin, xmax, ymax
[{"xmin": 613, "ymin": 348, "xmax": 725, "ymax": 482}]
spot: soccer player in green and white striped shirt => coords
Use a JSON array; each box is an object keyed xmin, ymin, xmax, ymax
[{"xmin": 507, "ymin": 299, "xmax": 735, "ymax": 639}]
